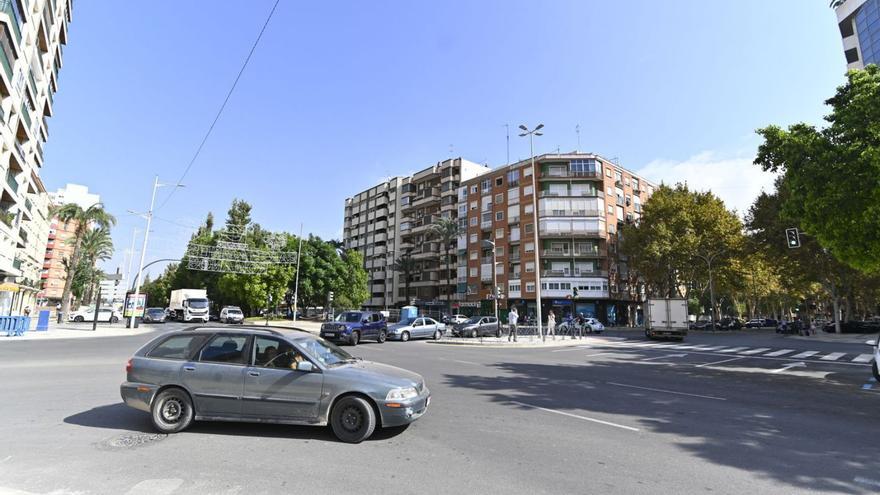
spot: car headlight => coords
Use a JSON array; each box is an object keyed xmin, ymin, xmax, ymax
[{"xmin": 386, "ymin": 387, "xmax": 418, "ymax": 401}]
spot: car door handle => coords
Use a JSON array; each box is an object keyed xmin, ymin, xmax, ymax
[
  {"xmin": 183, "ymin": 366, "xmax": 195, "ymax": 371},
  {"xmin": 248, "ymin": 371, "xmax": 260, "ymax": 377}
]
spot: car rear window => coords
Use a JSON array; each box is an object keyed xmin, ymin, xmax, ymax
[{"xmin": 147, "ymin": 334, "xmax": 209, "ymax": 360}]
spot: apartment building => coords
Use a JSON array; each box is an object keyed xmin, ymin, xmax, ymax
[
  {"xmin": 0, "ymin": 0, "xmax": 71, "ymax": 315},
  {"xmin": 458, "ymin": 152, "xmax": 655, "ymax": 326},
  {"xmin": 835, "ymin": 0, "xmax": 880, "ymax": 69},
  {"xmin": 39, "ymin": 184, "xmax": 100, "ymax": 307},
  {"xmin": 342, "ymin": 158, "xmax": 489, "ymax": 310}
]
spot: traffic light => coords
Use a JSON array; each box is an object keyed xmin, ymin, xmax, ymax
[
  {"xmin": 572, "ymin": 287, "xmax": 579, "ymax": 298},
  {"xmin": 328, "ymin": 291, "xmax": 334, "ymax": 302},
  {"xmin": 785, "ymin": 228, "xmax": 800, "ymax": 248}
]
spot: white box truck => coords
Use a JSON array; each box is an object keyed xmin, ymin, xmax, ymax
[
  {"xmin": 645, "ymin": 298, "xmax": 689, "ymax": 340},
  {"xmin": 169, "ymin": 289, "xmax": 210, "ymax": 323}
]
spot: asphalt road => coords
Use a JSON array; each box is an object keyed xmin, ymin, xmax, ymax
[{"xmin": 0, "ymin": 323, "xmax": 878, "ymax": 494}]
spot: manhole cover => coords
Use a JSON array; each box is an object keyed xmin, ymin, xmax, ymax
[{"xmin": 99, "ymin": 432, "xmax": 167, "ymax": 450}]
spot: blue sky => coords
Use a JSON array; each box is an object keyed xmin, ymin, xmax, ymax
[{"xmin": 44, "ymin": 1, "xmax": 847, "ymax": 277}]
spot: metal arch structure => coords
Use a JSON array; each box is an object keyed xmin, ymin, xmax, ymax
[{"xmin": 184, "ymin": 223, "xmax": 297, "ymax": 275}]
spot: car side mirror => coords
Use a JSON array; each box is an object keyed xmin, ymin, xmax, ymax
[
  {"xmin": 362, "ymin": 319, "xmax": 369, "ymax": 324},
  {"xmin": 295, "ymin": 361, "xmax": 315, "ymax": 372}
]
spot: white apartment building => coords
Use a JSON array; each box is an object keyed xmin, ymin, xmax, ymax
[
  {"xmin": 343, "ymin": 157, "xmax": 489, "ymax": 310},
  {"xmin": 0, "ymin": 0, "xmax": 71, "ymax": 316},
  {"xmin": 49, "ymin": 183, "xmax": 99, "ymax": 209}
]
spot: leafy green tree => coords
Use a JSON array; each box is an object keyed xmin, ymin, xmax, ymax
[
  {"xmin": 79, "ymin": 228, "xmax": 114, "ymax": 304},
  {"xmin": 334, "ymin": 249, "xmax": 369, "ymax": 310},
  {"xmin": 52, "ymin": 204, "xmax": 116, "ymax": 314},
  {"xmin": 755, "ymin": 65, "xmax": 880, "ymax": 273},
  {"xmin": 430, "ymin": 218, "xmax": 460, "ymax": 311}
]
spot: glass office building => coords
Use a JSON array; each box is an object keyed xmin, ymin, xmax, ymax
[{"xmin": 836, "ymin": 0, "xmax": 880, "ymax": 69}]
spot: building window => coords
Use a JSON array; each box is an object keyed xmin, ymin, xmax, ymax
[
  {"xmin": 469, "ymin": 267, "xmax": 478, "ymax": 277},
  {"xmin": 495, "ymin": 211, "xmax": 503, "ymax": 221},
  {"xmin": 524, "ymin": 166, "xmax": 533, "ymax": 176},
  {"xmin": 495, "ymin": 227, "xmax": 504, "ymax": 239},
  {"xmin": 469, "ymin": 251, "xmax": 477, "ymax": 260},
  {"xmin": 495, "ymin": 177, "xmax": 503, "ymax": 187},
  {"xmin": 470, "ymin": 217, "xmax": 478, "ymax": 226},
  {"xmin": 524, "ymin": 204, "xmax": 534, "ymax": 214},
  {"xmin": 496, "ymin": 246, "xmax": 504, "ymax": 257},
  {"xmin": 508, "ymin": 188, "xmax": 519, "ymax": 204},
  {"xmin": 606, "ymin": 167, "xmax": 613, "ymax": 178},
  {"xmin": 608, "ymin": 205, "xmax": 614, "ymax": 214},
  {"xmin": 632, "ymin": 178, "xmax": 640, "ymax": 191},
  {"xmin": 525, "ymin": 242, "xmax": 535, "ymax": 253},
  {"xmin": 615, "ymin": 170, "xmax": 623, "ymax": 183},
  {"xmin": 469, "ymin": 233, "xmax": 477, "ymax": 244},
  {"xmin": 507, "ymin": 170, "xmax": 520, "ymax": 186},
  {"xmin": 525, "ymin": 223, "xmax": 534, "ymax": 234},
  {"xmin": 525, "ymin": 261, "xmax": 535, "ymax": 273},
  {"xmin": 526, "ymin": 283, "xmax": 535, "ymax": 293},
  {"xmin": 470, "ymin": 185, "xmax": 477, "ymax": 194},
  {"xmin": 495, "ymin": 193, "xmax": 503, "ymax": 205},
  {"xmin": 524, "ymin": 185, "xmax": 533, "ymax": 196},
  {"xmin": 509, "ymin": 283, "xmax": 521, "ymax": 292},
  {"xmin": 481, "ymin": 179, "xmax": 491, "ymax": 193}
]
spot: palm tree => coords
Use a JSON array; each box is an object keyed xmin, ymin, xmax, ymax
[
  {"xmin": 79, "ymin": 227, "xmax": 115, "ymax": 304},
  {"xmin": 430, "ymin": 218, "xmax": 461, "ymax": 313},
  {"xmin": 52, "ymin": 203, "xmax": 116, "ymax": 315},
  {"xmin": 391, "ymin": 251, "xmax": 416, "ymax": 306}
]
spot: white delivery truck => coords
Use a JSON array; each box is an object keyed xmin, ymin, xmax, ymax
[
  {"xmin": 645, "ymin": 298, "xmax": 689, "ymax": 340},
  {"xmin": 169, "ymin": 289, "xmax": 210, "ymax": 323}
]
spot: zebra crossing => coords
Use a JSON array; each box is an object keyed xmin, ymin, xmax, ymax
[{"xmin": 606, "ymin": 340, "xmax": 874, "ymax": 364}]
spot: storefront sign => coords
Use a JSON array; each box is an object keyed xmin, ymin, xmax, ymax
[{"xmin": 0, "ymin": 283, "xmax": 20, "ymax": 292}]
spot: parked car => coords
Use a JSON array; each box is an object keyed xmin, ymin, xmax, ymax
[
  {"xmin": 142, "ymin": 307, "xmax": 167, "ymax": 324},
  {"xmin": 718, "ymin": 317, "xmax": 743, "ymax": 330},
  {"xmin": 68, "ymin": 308, "xmax": 120, "ymax": 323},
  {"xmin": 320, "ymin": 311, "xmax": 388, "ymax": 345},
  {"xmin": 120, "ymin": 326, "xmax": 430, "ymax": 443},
  {"xmin": 763, "ymin": 318, "xmax": 778, "ymax": 328},
  {"xmin": 219, "ymin": 306, "xmax": 245, "ymax": 324},
  {"xmin": 823, "ymin": 320, "xmax": 880, "ymax": 334},
  {"xmin": 744, "ymin": 318, "xmax": 764, "ymax": 328},
  {"xmin": 446, "ymin": 314, "xmax": 469, "ymax": 325},
  {"xmin": 388, "ymin": 317, "xmax": 446, "ymax": 341},
  {"xmin": 584, "ymin": 317, "xmax": 605, "ymax": 333},
  {"xmin": 452, "ymin": 316, "xmax": 501, "ymax": 338}
]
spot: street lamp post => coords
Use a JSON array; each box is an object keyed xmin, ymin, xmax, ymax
[
  {"xmin": 483, "ymin": 239, "xmax": 499, "ymax": 322},
  {"xmin": 519, "ymin": 124, "xmax": 544, "ymax": 340},
  {"xmin": 695, "ymin": 250, "xmax": 723, "ymax": 331},
  {"xmin": 292, "ymin": 223, "xmax": 303, "ymax": 324},
  {"xmin": 129, "ymin": 177, "xmax": 184, "ymax": 327}
]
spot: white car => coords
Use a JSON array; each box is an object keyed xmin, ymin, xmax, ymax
[
  {"xmin": 219, "ymin": 306, "xmax": 244, "ymax": 324},
  {"xmin": 388, "ymin": 317, "xmax": 446, "ymax": 341},
  {"xmin": 447, "ymin": 314, "xmax": 469, "ymax": 325},
  {"xmin": 68, "ymin": 308, "xmax": 120, "ymax": 323},
  {"xmin": 585, "ymin": 318, "xmax": 605, "ymax": 333},
  {"xmin": 868, "ymin": 335, "xmax": 880, "ymax": 381}
]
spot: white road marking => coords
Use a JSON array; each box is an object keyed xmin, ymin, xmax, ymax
[
  {"xmin": 690, "ymin": 345, "xmax": 726, "ymax": 351},
  {"xmin": 739, "ymin": 348, "xmax": 771, "ymax": 355},
  {"xmin": 641, "ymin": 353, "xmax": 687, "ymax": 361},
  {"xmin": 606, "ymin": 381, "xmax": 726, "ymax": 401},
  {"xmin": 763, "ymin": 349, "xmax": 795, "ymax": 357},
  {"xmin": 854, "ymin": 476, "xmax": 880, "ymax": 489},
  {"xmin": 695, "ymin": 357, "xmax": 745, "ymax": 368},
  {"xmin": 852, "ymin": 353, "xmax": 874, "ymax": 363},
  {"xmin": 717, "ymin": 347, "xmax": 749, "ymax": 353},
  {"xmin": 125, "ymin": 479, "xmax": 184, "ymax": 495},
  {"xmin": 452, "ymin": 359, "xmax": 482, "ymax": 366},
  {"xmin": 771, "ymin": 361, "xmax": 807, "ymax": 373},
  {"xmin": 791, "ymin": 351, "xmax": 819, "ymax": 359},
  {"xmin": 820, "ymin": 352, "xmax": 846, "ymax": 361},
  {"xmin": 509, "ymin": 400, "xmax": 640, "ymax": 432}
]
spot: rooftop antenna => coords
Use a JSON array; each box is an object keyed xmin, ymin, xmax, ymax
[
  {"xmin": 575, "ymin": 124, "xmax": 581, "ymax": 153},
  {"xmin": 449, "ymin": 144, "xmax": 454, "ymax": 159},
  {"xmin": 504, "ymin": 124, "xmax": 510, "ymax": 165}
]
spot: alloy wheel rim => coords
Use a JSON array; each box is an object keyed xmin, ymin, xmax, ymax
[{"xmin": 161, "ymin": 398, "xmax": 183, "ymax": 423}]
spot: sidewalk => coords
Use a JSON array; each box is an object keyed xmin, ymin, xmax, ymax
[
  {"xmin": 0, "ymin": 322, "xmax": 154, "ymax": 341},
  {"xmin": 787, "ymin": 331, "xmax": 879, "ymax": 345},
  {"xmin": 430, "ymin": 335, "xmax": 617, "ymax": 348},
  {"xmin": 243, "ymin": 318, "xmax": 321, "ymax": 334}
]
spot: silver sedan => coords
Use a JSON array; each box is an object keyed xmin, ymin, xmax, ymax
[
  {"xmin": 120, "ymin": 327, "xmax": 430, "ymax": 443},
  {"xmin": 387, "ymin": 317, "xmax": 446, "ymax": 342}
]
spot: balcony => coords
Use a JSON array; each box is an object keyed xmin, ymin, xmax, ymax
[
  {"xmin": 0, "ymin": 43, "xmax": 10, "ymax": 80},
  {"xmin": 539, "ymin": 209, "xmax": 602, "ymax": 218},
  {"xmin": 509, "ymin": 252, "xmax": 521, "ymax": 262},
  {"xmin": 540, "ymin": 189, "xmax": 603, "ymax": 198},
  {"xmin": 508, "ymin": 215, "xmax": 520, "ymax": 224},
  {"xmin": 538, "ymin": 226, "xmax": 604, "ymax": 238},
  {"xmin": 480, "ymin": 220, "xmax": 493, "ymax": 230},
  {"xmin": 20, "ymin": 102, "xmax": 31, "ymax": 128},
  {"xmin": 541, "ymin": 269, "xmax": 609, "ymax": 278},
  {"xmin": 5, "ymin": 170, "xmax": 18, "ymax": 193},
  {"xmin": 540, "ymin": 170, "xmax": 601, "ymax": 180},
  {"xmin": 0, "ymin": 0, "xmax": 23, "ymax": 43}
]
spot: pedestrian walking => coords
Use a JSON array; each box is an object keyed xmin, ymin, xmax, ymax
[
  {"xmin": 547, "ymin": 310, "xmax": 556, "ymax": 340},
  {"xmin": 576, "ymin": 313, "xmax": 585, "ymax": 339},
  {"xmin": 507, "ymin": 306, "xmax": 519, "ymax": 342}
]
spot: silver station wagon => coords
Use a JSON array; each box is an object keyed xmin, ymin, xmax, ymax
[{"xmin": 120, "ymin": 326, "xmax": 430, "ymax": 443}]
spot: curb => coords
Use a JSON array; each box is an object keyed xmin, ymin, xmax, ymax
[{"xmin": 427, "ymin": 338, "xmax": 592, "ymax": 349}]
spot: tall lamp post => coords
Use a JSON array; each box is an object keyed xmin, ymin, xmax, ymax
[
  {"xmin": 128, "ymin": 177, "xmax": 184, "ymax": 327},
  {"xmin": 695, "ymin": 250, "xmax": 724, "ymax": 331},
  {"xmin": 483, "ymin": 239, "xmax": 499, "ymax": 322},
  {"xmin": 519, "ymin": 124, "xmax": 544, "ymax": 339}
]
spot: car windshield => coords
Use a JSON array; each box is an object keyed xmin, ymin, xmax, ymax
[
  {"xmin": 335, "ymin": 312, "xmax": 363, "ymax": 323},
  {"xmin": 299, "ymin": 338, "xmax": 354, "ymax": 367},
  {"xmin": 188, "ymin": 299, "xmax": 209, "ymax": 309},
  {"xmin": 226, "ymin": 308, "xmax": 242, "ymax": 314},
  {"xmin": 146, "ymin": 309, "xmax": 164, "ymax": 315},
  {"xmin": 465, "ymin": 317, "xmax": 482, "ymax": 324},
  {"xmin": 398, "ymin": 317, "xmax": 416, "ymax": 325}
]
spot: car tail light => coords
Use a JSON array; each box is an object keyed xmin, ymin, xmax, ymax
[{"xmin": 125, "ymin": 358, "xmax": 133, "ymax": 373}]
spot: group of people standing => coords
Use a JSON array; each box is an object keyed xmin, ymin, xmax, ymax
[{"xmin": 505, "ymin": 307, "xmax": 588, "ymax": 342}]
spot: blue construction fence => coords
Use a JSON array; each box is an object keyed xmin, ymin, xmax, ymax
[{"xmin": 2, "ymin": 316, "xmax": 32, "ymax": 337}]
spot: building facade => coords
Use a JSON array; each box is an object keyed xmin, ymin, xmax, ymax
[
  {"xmin": 835, "ymin": 0, "xmax": 880, "ymax": 69},
  {"xmin": 0, "ymin": 0, "xmax": 71, "ymax": 315},
  {"xmin": 343, "ymin": 158, "xmax": 489, "ymax": 310},
  {"xmin": 457, "ymin": 153, "xmax": 655, "ymax": 326},
  {"xmin": 38, "ymin": 184, "xmax": 99, "ymax": 308}
]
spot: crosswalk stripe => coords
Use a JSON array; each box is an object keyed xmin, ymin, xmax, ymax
[
  {"xmin": 739, "ymin": 348, "xmax": 771, "ymax": 355},
  {"xmin": 692, "ymin": 346, "xmax": 726, "ymax": 351},
  {"xmin": 852, "ymin": 354, "xmax": 874, "ymax": 363},
  {"xmin": 791, "ymin": 351, "xmax": 819, "ymax": 359},
  {"xmin": 763, "ymin": 349, "xmax": 795, "ymax": 357},
  {"xmin": 820, "ymin": 352, "xmax": 846, "ymax": 361},
  {"xmin": 717, "ymin": 347, "xmax": 749, "ymax": 353}
]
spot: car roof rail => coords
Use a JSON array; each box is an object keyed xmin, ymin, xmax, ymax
[{"xmin": 180, "ymin": 325, "xmax": 309, "ymax": 338}]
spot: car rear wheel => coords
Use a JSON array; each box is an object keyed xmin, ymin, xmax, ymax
[
  {"xmin": 495, "ymin": 328, "xmax": 502, "ymax": 338},
  {"xmin": 350, "ymin": 331, "xmax": 360, "ymax": 346},
  {"xmin": 330, "ymin": 396, "xmax": 376, "ymax": 443},
  {"xmin": 74, "ymin": 316, "xmax": 84, "ymax": 322},
  {"xmin": 433, "ymin": 329, "xmax": 441, "ymax": 340},
  {"xmin": 377, "ymin": 331, "xmax": 387, "ymax": 343},
  {"xmin": 110, "ymin": 316, "xmax": 119, "ymax": 323},
  {"xmin": 151, "ymin": 388, "xmax": 194, "ymax": 434},
  {"xmin": 401, "ymin": 331, "xmax": 410, "ymax": 342}
]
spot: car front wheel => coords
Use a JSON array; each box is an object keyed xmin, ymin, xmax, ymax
[
  {"xmin": 433, "ymin": 329, "xmax": 441, "ymax": 340},
  {"xmin": 873, "ymin": 361, "xmax": 880, "ymax": 382},
  {"xmin": 110, "ymin": 316, "xmax": 119, "ymax": 323},
  {"xmin": 350, "ymin": 331, "xmax": 360, "ymax": 346},
  {"xmin": 74, "ymin": 316, "xmax": 84, "ymax": 322},
  {"xmin": 151, "ymin": 388, "xmax": 194, "ymax": 433},
  {"xmin": 330, "ymin": 396, "xmax": 376, "ymax": 443},
  {"xmin": 401, "ymin": 331, "xmax": 410, "ymax": 342}
]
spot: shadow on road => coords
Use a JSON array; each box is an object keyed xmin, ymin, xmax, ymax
[
  {"xmin": 63, "ymin": 402, "xmax": 410, "ymax": 443},
  {"xmin": 444, "ymin": 359, "xmax": 880, "ymax": 493}
]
